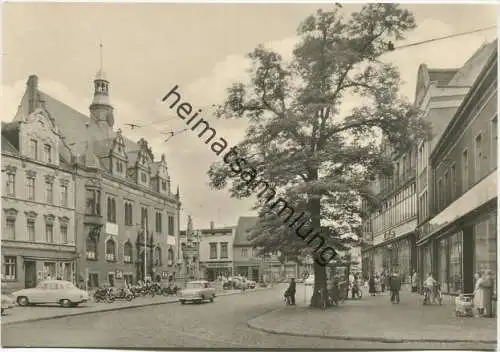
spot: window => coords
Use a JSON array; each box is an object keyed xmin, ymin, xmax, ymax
[
  {"xmin": 43, "ymin": 144, "xmax": 52, "ymax": 163},
  {"xmin": 124, "ymin": 202, "xmax": 133, "ymax": 226},
  {"xmin": 115, "ymin": 160, "xmax": 124, "ymax": 173},
  {"xmin": 3, "ymin": 256, "xmax": 16, "ymax": 280},
  {"xmin": 85, "ymin": 189, "xmax": 101, "ymax": 215},
  {"xmin": 107, "ymin": 196, "xmax": 116, "ymax": 223},
  {"xmin": 475, "ymin": 133, "xmax": 483, "ymax": 182},
  {"xmin": 141, "ymin": 207, "xmax": 148, "ymax": 229},
  {"xmin": 45, "ymin": 223, "xmax": 54, "ymax": 243},
  {"xmin": 27, "ymin": 219, "xmax": 36, "ymax": 241},
  {"xmin": 220, "ymin": 242, "xmax": 228, "ymax": 258},
  {"xmin": 209, "ymin": 242, "xmax": 217, "ymax": 259},
  {"xmin": 437, "ymin": 237, "xmax": 448, "ymax": 292},
  {"xmin": 491, "ymin": 116, "xmax": 498, "ymax": 169},
  {"xmin": 43, "ymin": 262, "xmax": 56, "ymax": 279},
  {"xmin": 155, "ymin": 212, "xmax": 162, "ymax": 233},
  {"xmin": 45, "ymin": 181, "xmax": 53, "ymax": 204},
  {"xmin": 86, "ymin": 236, "xmax": 97, "ymax": 260},
  {"xmin": 462, "ymin": 149, "xmax": 469, "ymax": 192},
  {"xmin": 154, "ymin": 247, "xmax": 162, "ymax": 266},
  {"xmin": 124, "ymin": 241, "xmax": 133, "ymax": 263},
  {"xmin": 141, "ymin": 172, "xmax": 147, "ymax": 183},
  {"xmin": 450, "ymin": 163, "xmax": 456, "ymax": 201},
  {"xmin": 167, "ymin": 248, "xmax": 174, "ymax": 265},
  {"xmin": 88, "ymin": 273, "xmax": 99, "ymax": 289},
  {"xmin": 161, "ymin": 180, "xmax": 167, "ymax": 191},
  {"xmin": 60, "ymin": 224, "xmax": 68, "ymax": 244},
  {"xmin": 242, "ymin": 248, "xmax": 248, "ymax": 257},
  {"xmin": 61, "ymin": 184, "xmax": 68, "ymax": 207},
  {"xmin": 6, "ymin": 173, "xmax": 15, "ymax": 196},
  {"xmin": 436, "ymin": 178, "xmax": 442, "ymax": 212},
  {"xmin": 5, "ymin": 219, "xmax": 15, "ymax": 240},
  {"xmin": 29, "ymin": 139, "xmax": 38, "ymax": 159},
  {"xmin": 443, "ymin": 171, "xmax": 449, "ymax": 206},
  {"xmin": 26, "ymin": 178, "xmax": 35, "ymax": 201},
  {"xmin": 168, "ymin": 215, "xmax": 174, "ymax": 236},
  {"xmin": 106, "ymin": 239, "xmax": 116, "ymax": 261}
]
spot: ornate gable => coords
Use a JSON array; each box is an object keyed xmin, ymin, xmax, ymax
[
  {"xmin": 136, "ymin": 138, "xmax": 153, "ymax": 169},
  {"xmin": 414, "ymin": 64, "xmax": 430, "ymax": 108},
  {"xmin": 111, "ymin": 129, "xmax": 128, "ymax": 160},
  {"xmin": 156, "ymin": 154, "xmax": 169, "ymax": 178}
]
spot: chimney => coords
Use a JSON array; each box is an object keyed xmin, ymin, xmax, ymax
[
  {"xmin": 27, "ymin": 75, "xmax": 39, "ymax": 114},
  {"xmin": 210, "ymin": 221, "xmax": 214, "ymax": 230}
]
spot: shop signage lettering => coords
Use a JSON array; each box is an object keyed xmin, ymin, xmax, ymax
[
  {"xmin": 162, "ymin": 271, "xmax": 169, "ymax": 279},
  {"xmin": 115, "ymin": 269, "xmax": 123, "ymax": 279}
]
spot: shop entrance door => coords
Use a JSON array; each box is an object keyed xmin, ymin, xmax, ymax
[{"xmin": 24, "ymin": 261, "xmax": 37, "ymax": 288}]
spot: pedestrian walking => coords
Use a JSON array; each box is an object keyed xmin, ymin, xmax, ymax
[
  {"xmin": 241, "ymin": 277, "xmax": 247, "ymax": 294},
  {"xmin": 480, "ymin": 269, "xmax": 494, "ymax": 317},
  {"xmin": 389, "ymin": 271, "xmax": 401, "ymax": 304},
  {"xmin": 381, "ymin": 273, "xmax": 386, "ymax": 293},
  {"xmin": 473, "ymin": 272, "xmax": 484, "ymax": 317},
  {"xmin": 287, "ymin": 278, "xmax": 296, "ymax": 305},
  {"xmin": 368, "ymin": 275, "xmax": 376, "ymax": 296}
]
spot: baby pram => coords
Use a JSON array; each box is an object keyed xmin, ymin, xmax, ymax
[
  {"xmin": 455, "ymin": 295, "xmax": 473, "ymax": 317},
  {"xmin": 284, "ymin": 289, "xmax": 292, "ymax": 305}
]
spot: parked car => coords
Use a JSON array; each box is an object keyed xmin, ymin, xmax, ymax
[
  {"xmin": 12, "ymin": 280, "xmax": 90, "ymax": 308},
  {"xmin": 179, "ymin": 280, "xmax": 216, "ymax": 304},
  {"xmin": 1, "ymin": 294, "xmax": 16, "ymax": 314},
  {"xmin": 304, "ymin": 275, "xmax": 315, "ymax": 286},
  {"xmin": 247, "ymin": 280, "xmax": 256, "ymax": 289}
]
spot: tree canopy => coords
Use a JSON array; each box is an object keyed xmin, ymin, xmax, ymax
[{"xmin": 207, "ymin": 4, "xmax": 431, "ymax": 306}]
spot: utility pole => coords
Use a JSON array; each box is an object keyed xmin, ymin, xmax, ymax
[{"xmin": 144, "ymin": 215, "xmax": 148, "ymax": 281}]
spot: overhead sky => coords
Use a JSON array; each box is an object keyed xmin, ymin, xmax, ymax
[{"xmin": 2, "ymin": 2, "xmax": 497, "ymax": 230}]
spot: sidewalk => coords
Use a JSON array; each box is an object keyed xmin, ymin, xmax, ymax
[
  {"xmin": 247, "ymin": 287, "xmax": 497, "ymax": 343},
  {"xmin": 2, "ymin": 287, "xmax": 267, "ymax": 326}
]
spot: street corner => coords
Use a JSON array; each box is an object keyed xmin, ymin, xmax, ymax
[{"xmin": 246, "ymin": 297, "xmax": 498, "ymax": 344}]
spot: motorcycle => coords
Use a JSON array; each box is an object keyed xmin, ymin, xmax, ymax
[
  {"xmin": 111, "ymin": 287, "xmax": 134, "ymax": 301},
  {"xmin": 93, "ymin": 287, "xmax": 115, "ymax": 303}
]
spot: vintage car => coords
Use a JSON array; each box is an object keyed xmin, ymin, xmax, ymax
[
  {"xmin": 12, "ymin": 280, "xmax": 90, "ymax": 308},
  {"xmin": 179, "ymin": 280, "xmax": 216, "ymax": 304},
  {"xmin": 247, "ymin": 280, "xmax": 256, "ymax": 289},
  {"xmin": 1, "ymin": 293, "xmax": 16, "ymax": 314}
]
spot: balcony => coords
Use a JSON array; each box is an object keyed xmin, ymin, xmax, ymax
[{"xmin": 84, "ymin": 213, "xmax": 105, "ymax": 226}]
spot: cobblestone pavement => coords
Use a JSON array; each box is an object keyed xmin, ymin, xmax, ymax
[
  {"xmin": 1, "ymin": 284, "xmax": 496, "ymax": 350},
  {"xmin": 248, "ymin": 286, "xmax": 497, "ymax": 343},
  {"xmin": 0, "ymin": 288, "xmax": 243, "ymax": 325}
]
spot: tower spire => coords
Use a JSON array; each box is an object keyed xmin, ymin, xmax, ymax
[
  {"xmin": 90, "ymin": 41, "xmax": 114, "ymax": 128},
  {"xmin": 99, "ymin": 42, "xmax": 103, "ymax": 73}
]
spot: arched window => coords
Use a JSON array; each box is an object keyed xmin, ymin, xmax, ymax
[
  {"xmin": 124, "ymin": 241, "xmax": 133, "ymax": 263},
  {"xmin": 105, "ymin": 238, "xmax": 116, "ymax": 261},
  {"xmin": 86, "ymin": 236, "xmax": 97, "ymax": 260},
  {"xmin": 167, "ymin": 248, "xmax": 174, "ymax": 266},
  {"xmin": 155, "ymin": 247, "xmax": 162, "ymax": 266}
]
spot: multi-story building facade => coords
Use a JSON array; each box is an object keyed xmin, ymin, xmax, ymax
[
  {"xmin": 361, "ymin": 41, "xmax": 496, "ymax": 284},
  {"xmin": 2, "ymin": 106, "xmax": 77, "ymax": 293},
  {"xmin": 361, "ymin": 140, "xmax": 418, "ymax": 283},
  {"xmin": 178, "ymin": 215, "xmax": 201, "ymax": 281},
  {"xmin": 9, "ymin": 68, "xmax": 181, "ymax": 289},
  {"xmin": 198, "ymin": 222, "xmax": 235, "ymax": 281},
  {"xmin": 234, "ymin": 216, "xmax": 298, "ymax": 282},
  {"xmin": 416, "ymin": 46, "xmax": 497, "ymax": 297}
]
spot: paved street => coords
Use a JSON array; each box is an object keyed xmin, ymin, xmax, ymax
[{"xmin": 2, "ymin": 284, "xmax": 496, "ymax": 350}]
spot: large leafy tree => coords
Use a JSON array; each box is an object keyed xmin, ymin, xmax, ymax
[{"xmin": 207, "ymin": 4, "xmax": 431, "ymax": 307}]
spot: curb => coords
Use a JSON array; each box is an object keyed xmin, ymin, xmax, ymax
[
  {"xmin": 246, "ymin": 309, "xmax": 497, "ymax": 344},
  {"xmin": 3, "ymin": 288, "xmax": 269, "ymax": 327}
]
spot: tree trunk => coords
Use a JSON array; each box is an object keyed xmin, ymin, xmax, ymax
[{"xmin": 310, "ymin": 260, "xmax": 328, "ymax": 308}]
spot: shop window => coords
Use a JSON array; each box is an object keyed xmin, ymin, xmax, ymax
[
  {"xmin": 88, "ymin": 273, "xmax": 99, "ymax": 289},
  {"xmin": 437, "ymin": 238, "xmax": 448, "ymax": 292},
  {"xmin": 44, "ymin": 262, "xmax": 56, "ymax": 279},
  {"xmin": 448, "ymin": 232, "xmax": 463, "ymax": 294}
]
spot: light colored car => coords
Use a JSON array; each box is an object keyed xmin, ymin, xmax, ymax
[
  {"xmin": 179, "ymin": 280, "xmax": 216, "ymax": 304},
  {"xmin": 12, "ymin": 280, "xmax": 89, "ymax": 308},
  {"xmin": 304, "ymin": 275, "xmax": 315, "ymax": 286},
  {"xmin": 1, "ymin": 293, "xmax": 16, "ymax": 314},
  {"xmin": 247, "ymin": 280, "xmax": 256, "ymax": 289}
]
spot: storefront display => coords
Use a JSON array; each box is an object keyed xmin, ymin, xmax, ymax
[{"xmin": 474, "ymin": 212, "xmax": 497, "ymax": 295}]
